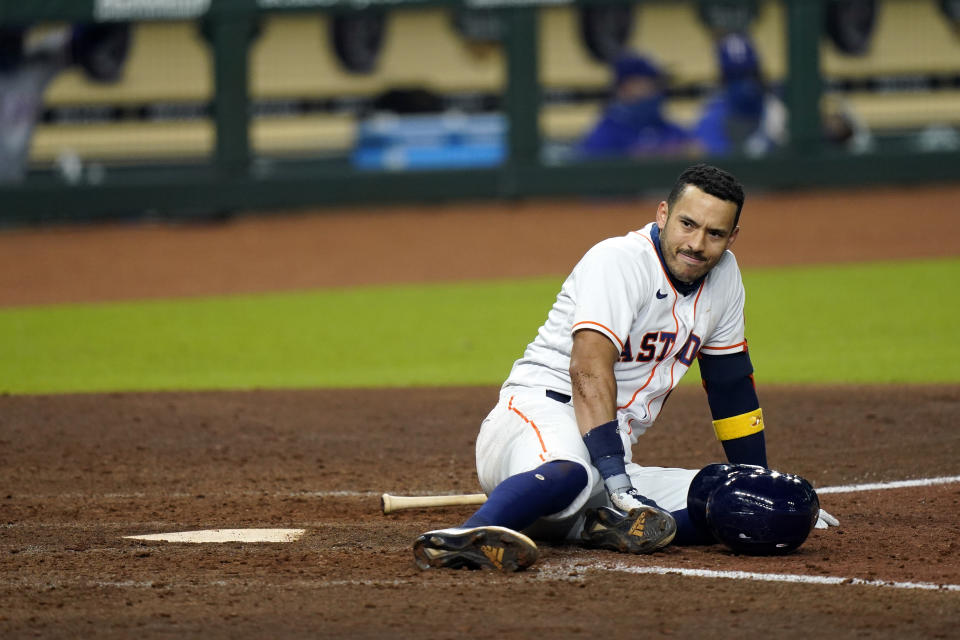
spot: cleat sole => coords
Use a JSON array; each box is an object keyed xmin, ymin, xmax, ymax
[
  {"xmin": 413, "ymin": 526, "xmax": 538, "ymax": 572},
  {"xmin": 582, "ymin": 506, "xmax": 677, "ymax": 554}
]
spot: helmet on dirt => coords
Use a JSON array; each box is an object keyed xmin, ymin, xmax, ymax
[
  {"xmin": 687, "ymin": 463, "xmax": 820, "ymax": 555},
  {"xmin": 686, "ymin": 462, "xmax": 745, "ymax": 535},
  {"xmin": 706, "ymin": 467, "xmax": 820, "ymax": 555}
]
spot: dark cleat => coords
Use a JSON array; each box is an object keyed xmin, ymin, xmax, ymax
[
  {"xmin": 413, "ymin": 526, "xmax": 538, "ymax": 572},
  {"xmin": 581, "ymin": 506, "xmax": 677, "ymax": 554}
]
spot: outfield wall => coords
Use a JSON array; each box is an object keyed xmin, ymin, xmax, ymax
[{"xmin": 1, "ymin": 0, "xmax": 959, "ymax": 224}]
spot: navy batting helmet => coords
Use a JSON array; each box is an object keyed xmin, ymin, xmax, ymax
[
  {"xmin": 686, "ymin": 462, "xmax": 744, "ymax": 536},
  {"xmin": 707, "ymin": 468, "xmax": 820, "ymax": 555},
  {"xmin": 687, "ymin": 464, "xmax": 820, "ymax": 555}
]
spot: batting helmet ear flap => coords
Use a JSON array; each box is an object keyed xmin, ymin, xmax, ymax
[{"xmin": 686, "ymin": 463, "xmax": 757, "ymax": 536}]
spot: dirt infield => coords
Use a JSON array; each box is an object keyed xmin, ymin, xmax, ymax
[
  {"xmin": 2, "ymin": 186, "xmax": 960, "ymax": 638},
  {"xmin": 3, "ymin": 386, "xmax": 959, "ymax": 638},
  {"xmin": 3, "ymin": 184, "xmax": 960, "ymax": 307}
]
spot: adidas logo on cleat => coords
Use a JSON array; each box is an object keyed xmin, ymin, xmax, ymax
[
  {"xmin": 412, "ymin": 526, "xmax": 538, "ymax": 572},
  {"xmin": 581, "ymin": 506, "xmax": 677, "ymax": 555},
  {"xmin": 628, "ymin": 511, "xmax": 646, "ymax": 537},
  {"xmin": 481, "ymin": 545, "xmax": 504, "ymax": 570}
]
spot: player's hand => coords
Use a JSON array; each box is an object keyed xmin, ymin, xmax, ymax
[
  {"xmin": 609, "ymin": 487, "xmax": 655, "ymax": 513},
  {"xmin": 815, "ymin": 508, "xmax": 839, "ymax": 529}
]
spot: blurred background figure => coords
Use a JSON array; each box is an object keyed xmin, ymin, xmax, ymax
[
  {"xmin": 822, "ymin": 93, "xmax": 874, "ymax": 154},
  {"xmin": 577, "ymin": 52, "xmax": 695, "ymax": 158},
  {"xmin": 694, "ymin": 32, "xmax": 786, "ymax": 158},
  {"xmin": 0, "ymin": 23, "xmax": 131, "ymax": 183}
]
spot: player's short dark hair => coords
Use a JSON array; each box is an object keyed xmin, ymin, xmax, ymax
[{"xmin": 666, "ymin": 164, "xmax": 745, "ymax": 228}]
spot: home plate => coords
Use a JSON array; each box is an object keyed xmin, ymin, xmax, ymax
[{"xmin": 124, "ymin": 528, "xmax": 305, "ymax": 543}]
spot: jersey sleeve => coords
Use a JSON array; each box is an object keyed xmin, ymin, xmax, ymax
[
  {"xmin": 569, "ymin": 241, "xmax": 647, "ymax": 354},
  {"xmin": 700, "ymin": 254, "xmax": 748, "ymax": 356}
]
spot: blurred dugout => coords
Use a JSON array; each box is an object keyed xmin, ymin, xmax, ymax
[{"xmin": 17, "ymin": 0, "xmax": 960, "ymax": 171}]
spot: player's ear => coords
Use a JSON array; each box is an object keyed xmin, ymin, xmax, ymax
[
  {"xmin": 726, "ymin": 225, "xmax": 740, "ymax": 248},
  {"xmin": 656, "ymin": 201, "xmax": 669, "ymax": 228}
]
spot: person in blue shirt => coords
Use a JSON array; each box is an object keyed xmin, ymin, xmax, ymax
[
  {"xmin": 578, "ymin": 53, "xmax": 695, "ymax": 158},
  {"xmin": 694, "ymin": 33, "xmax": 787, "ymax": 158}
]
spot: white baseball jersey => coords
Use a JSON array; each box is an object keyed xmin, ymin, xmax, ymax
[{"xmin": 503, "ymin": 221, "xmax": 747, "ymax": 442}]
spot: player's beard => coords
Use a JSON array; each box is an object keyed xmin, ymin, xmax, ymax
[{"xmin": 660, "ymin": 238, "xmax": 721, "ymax": 284}]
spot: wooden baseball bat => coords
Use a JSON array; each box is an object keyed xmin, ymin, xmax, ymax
[{"xmin": 381, "ymin": 492, "xmax": 487, "ymax": 515}]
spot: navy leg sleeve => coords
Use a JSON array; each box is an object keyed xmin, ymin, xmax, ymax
[{"xmin": 463, "ymin": 460, "xmax": 588, "ymax": 532}]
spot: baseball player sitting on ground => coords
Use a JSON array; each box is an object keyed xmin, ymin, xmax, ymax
[{"xmin": 414, "ymin": 164, "xmax": 837, "ymax": 571}]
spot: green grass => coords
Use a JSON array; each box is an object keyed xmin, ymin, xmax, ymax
[
  {"xmin": 1, "ymin": 259, "xmax": 957, "ymax": 394},
  {"xmin": 741, "ymin": 258, "xmax": 960, "ymax": 384},
  {"xmin": 1, "ymin": 278, "xmax": 562, "ymax": 394}
]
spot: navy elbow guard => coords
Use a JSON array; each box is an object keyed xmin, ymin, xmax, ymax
[{"xmin": 699, "ymin": 351, "xmax": 766, "ymax": 466}]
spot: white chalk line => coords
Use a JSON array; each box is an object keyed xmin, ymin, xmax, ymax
[
  {"xmin": 559, "ymin": 560, "xmax": 960, "ymax": 593},
  {"xmin": 5, "ymin": 474, "xmax": 958, "ymax": 592},
  {"xmin": 11, "ymin": 490, "xmax": 383, "ymax": 500},
  {"xmin": 12, "ymin": 475, "xmax": 960, "ymax": 501},
  {"xmin": 4, "ymin": 562, "xmax": 958, "ymax": 594},
  {"xmin": 816, "ymin": 475, "xmax": 960, "ymax": 494}
]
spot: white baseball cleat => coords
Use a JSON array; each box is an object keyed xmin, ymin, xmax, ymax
[{"xmin": 413, "ymin": 526, "xmax": 539, "ymax": 572}]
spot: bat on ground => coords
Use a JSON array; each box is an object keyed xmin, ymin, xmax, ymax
[{"xmin": 381, "ymin": 492, "xmax": 487, "ymax": 515}]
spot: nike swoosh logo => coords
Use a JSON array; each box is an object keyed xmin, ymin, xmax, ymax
[{"xmin": 656, "ymin": 290, "xmax": 668, "ymax": 299}]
